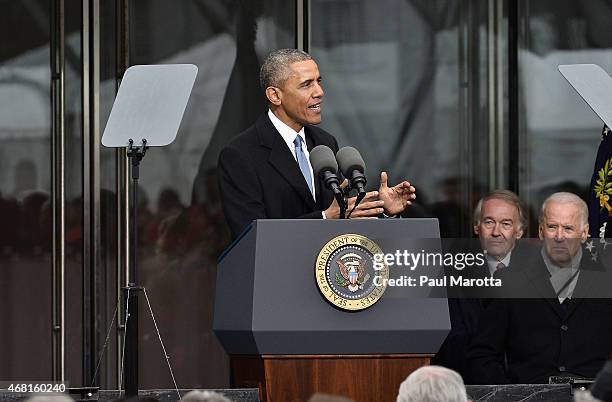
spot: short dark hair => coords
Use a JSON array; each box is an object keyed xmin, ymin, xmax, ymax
[{"xmin": 260, "ymin": 48, "xmax": 313, "ymax": 91}]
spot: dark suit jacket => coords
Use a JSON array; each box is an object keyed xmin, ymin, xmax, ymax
[
  {"xmin": 218, "ymin": 113, "xmax": 339, "ymax": 239},
  {"xmin": 431, "ymin": 239, "xmax": 488, "ymax": 379},
  {"xmin": 431, "ymin": 240, "xmax": 536, "ymax": 381},
  {"xmin": 468, "ymin": 250, "xmax": 612, "ymax": 384}
]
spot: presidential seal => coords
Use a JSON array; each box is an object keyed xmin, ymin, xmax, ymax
[{"xmin": 315, "ymin": 234, "xmax": 389, "ymax": 311}]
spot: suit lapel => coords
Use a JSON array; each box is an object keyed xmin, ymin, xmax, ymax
[
  {"xmin": 256, "ymin": 114, "xmax": 316, "ymax": 209},
  {"xmin": 564, "ymin": 255, "xmax": 602, "ymax": 318},
  {"xmin": 571, "ymin": 254, "xmax": 602, "ymax": 298},
  {"xmin": 523, "ymin": 258, "xmax": 565, "ymax": 318}
]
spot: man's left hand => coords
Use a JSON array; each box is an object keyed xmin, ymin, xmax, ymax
[{"xmin": 378, "ymin": 171, "xmax": 417, "ymax": 215}]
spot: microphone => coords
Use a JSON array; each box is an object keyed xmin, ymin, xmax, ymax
[
  {"xmin": 310, "ymin": 145, "xmax": 343, "ymax": 196},
  {"xmin": 310, "ymin": 145, "xmax": 348, "ymax": 217},
  {"xmin": 336, "ymin": 146, "xmax": 367, "ymax": 195},
  {"xmin": 336, "ymin": 146, "xmax": 367, "ymax": 215}
]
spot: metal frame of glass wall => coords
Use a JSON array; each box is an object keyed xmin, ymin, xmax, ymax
[{"xmin": 48, "ymin": 0, "xmax": 128, "ymax": 386}]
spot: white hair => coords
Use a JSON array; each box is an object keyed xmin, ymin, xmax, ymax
[
  {"xmin": 540, "ymin": 192, "xmax": 589, "ymax": 229},
  {"xmin": 397, "ymin": 366, "xmax": 468, "ymax": 402},
  {"xmin": 25, "ymin": 396, "xmax": 74, "ymax": 402},
  {"xmin": 308, "ymin": 393, "xmax": 355, "ymax": 402},
  {"xmin": 180, "ymin": 390, "xmax": 233, "ymax": 402},
  {"xmin": 574, "ymin": 390, "xmax": 603, "ymax": 402}
]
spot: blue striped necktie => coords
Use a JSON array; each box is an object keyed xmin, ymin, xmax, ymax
[{"xmin": 293, "ymin": 135, "xmax": 314, "ymax": 195}]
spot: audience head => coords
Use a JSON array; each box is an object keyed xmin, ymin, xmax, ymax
[
  {"xmin": 25, "ymin": 396, "xmax": 74, "ymax": 402},
  {"xmin": 307, "ymin": 393, "xmax": 355, "ymax": 402},
  {"xmin": 575, "ymin": 390, "xmax": 604, "ymax": 402},
  {"xmin": 576, "ymin": 361, "xmax": 612, "ymax": 402},
  {"xmin": 538, "ymin": 192, "xmax": 588, "ymax": 267},
  {"xmin": 179, "ymin": 390, "xmax": 232, "ymax": 402},
  {"xmin": 396, "ymin": 365, "xmax": 469, "ymax": 402},
  {"xmin": 473, "ymin": 190, "xmax": 526, "ymax": 259}
]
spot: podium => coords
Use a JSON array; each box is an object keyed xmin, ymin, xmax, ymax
[{"xmin": 214, "ymin": 219, "xmax": 450, "ymax": 402}]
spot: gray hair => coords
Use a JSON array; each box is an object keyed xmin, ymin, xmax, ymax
[
  {"xmin": 25, "ymin": 397, "xmax": 74, "ymax": 402},
  {"xmin": 539, "ymin": 192, "xmax": 588, "ymax": 229},
  {"xmin": 308, "ymin": 393, "xmax": 355, "ymax": 402},
  {"xmin": 260, "ymin": 48, "xmax": 313, "ymax": 91},
  {"xmin": 574, "ymin": 390, "xmax": 603, "ymax": 402},
  {"xmin": 473, "ymin": 189, "xmax": 527, "ymax": 230},
  {"xmin": 180, "ymin": 390, "xmax": 233, "ymax": 402},
  {"xmin": 397, "ymin": 366, "xmax": 468, "ymax": 402}
]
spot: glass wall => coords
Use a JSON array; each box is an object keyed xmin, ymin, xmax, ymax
[
  {"xmin": 64, "ymin": 0, "xmax": 84, "ymax": 385},
  {"xmin": 310, "ymin": 0, "xmax": 497, "ymax": 236},
  {"xmin": 128, "ymin": 0, "xmax": 295, "ymax": 388},
  {"xmin": 93, "ymin": 0, "xmax": 121, "ymax": 388},
  {"xmin": 518, "ymin": 0, "xmax": 612, "ymax": 233},
  {"xmin": 0, "ymin": 0, "xmax": 53, "ymax": 379}
]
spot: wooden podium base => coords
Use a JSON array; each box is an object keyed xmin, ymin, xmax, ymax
[{"xmin": 230, "ymin": 354, "xmax": 432, "ymax": 402}]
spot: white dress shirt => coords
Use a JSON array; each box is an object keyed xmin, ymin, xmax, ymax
[
  {"xmin": 268, "ymin": 110, "xmax": 317, "ymax": 202},
  {"xmin": 486, "ymin": 251, "xmax": 512, "ymax": 277}
]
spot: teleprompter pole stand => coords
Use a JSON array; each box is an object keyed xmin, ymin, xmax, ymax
[
  {"xmin": 100, "ymin": 64, "xmax": 198, "ymax": 396},
  {"xmin": 124, "ymin": 138, "xmax": 148, "ymax": 397}
]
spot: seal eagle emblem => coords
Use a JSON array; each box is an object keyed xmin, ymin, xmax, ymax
[
  {"xmin": 336, "ymin": 253, "xmax": 369, "ymax": 292},
  {"xmin": 315, "ymin": 234, "xmax": 389, "ymax": 311}
]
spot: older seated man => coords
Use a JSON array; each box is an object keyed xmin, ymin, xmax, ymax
[
  {"xmin": 468, "ymin": 192, "xmax": 612, "ymax": 384},
  {"xmin": 433, "ymin": 189, "xmax": 528, "ymax": 380}
]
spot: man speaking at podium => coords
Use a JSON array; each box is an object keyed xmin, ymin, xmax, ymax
[{"xmin": 218, "ymin": 49, "xmax": 416, "ymax": 239}]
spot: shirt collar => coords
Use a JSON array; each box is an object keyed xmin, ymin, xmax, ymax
[
  {"xmin": 268, "ymin": 109, "xmax": 306, "ymax": 150},
  {"xmin": 486, "ymin": 251, "xmax": 512, "ymax": 276}
]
